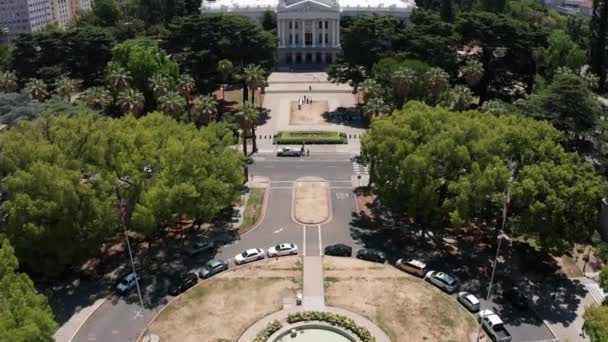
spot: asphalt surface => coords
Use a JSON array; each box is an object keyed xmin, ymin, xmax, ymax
[{"xmin": 72, "ymin": 153, "xmax": 556, "ymax": 342}]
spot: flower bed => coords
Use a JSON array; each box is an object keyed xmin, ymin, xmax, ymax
[
  {"xmin": 287, "ymin": 311, "xmax": 375, "ymax": 342},
  {"xmin": 253, "ymin": 320, "xmax": 283, "ymax": 342}
]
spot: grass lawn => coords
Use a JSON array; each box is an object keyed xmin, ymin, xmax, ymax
[
  {"xmin": 239, "ymin": 187, "xmax": 266, "ymax": 235},
  {"xmin": 274, "ymin": 131, "xmax": 347, "ymax": 144},
  {"xmin": 146, "ymin": 257, "xmax": 301, "ymax": 342},
  {"xmin": 323, "ymin": 257, "xmax": 477, "ymax": 342},
  {"xmin": 216, "ymin": 89, "xmax": 264, "ymax": 108}
]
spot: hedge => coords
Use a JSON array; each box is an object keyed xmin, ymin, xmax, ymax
[
  {"xmin": 287, "ymin": 311, "xmax": 376, "ymax": 342},
  {"xmin": 274, "ymin": 131, "xmax": 347, "ymax": 144},
  {"xmin": 253, "ymin": 320, "xmax": 282, "ymax": 342}
]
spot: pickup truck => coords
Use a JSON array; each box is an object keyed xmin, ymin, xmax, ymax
[{"xmin": 479, "ymin": 309, "xmax": 512, "ymax": 342}]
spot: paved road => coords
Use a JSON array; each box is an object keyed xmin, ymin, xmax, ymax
[{"xmin": 72, "ymin": 154, "xmax": 556, "ymax": 342}]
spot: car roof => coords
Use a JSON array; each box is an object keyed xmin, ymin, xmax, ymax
[
  {"xmin": 436, "ymin": 272, "xmax": 455, "ymax": 282},
  {"xmin": 207, "ymin": 259, "xmax": 223, "ymax": 267},
  {"xmin": 279, "ymin": 243, "xmax": 292, "ymax": 248},
  {"xmin": 464, "ymin": 294, "xmax": 480, "ymax": 305},
  {"xmin": 406, "ymin": 259, "xmax": 426, "ymax": 268},
  {"xmin": 124, "ymin": 273, "xmax": 137, "ymax": 280},
  {"xmin": 246, "ymin": 248, "xmax": 260, "ymax": 253},
  {"xmin": 485, "ymin": 314, "xmax": 504, "ymax": 325}
]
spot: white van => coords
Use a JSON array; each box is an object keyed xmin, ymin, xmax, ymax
[{"xmin": 395, "ymin": 258, "xmax": 427, "ymax": 277}]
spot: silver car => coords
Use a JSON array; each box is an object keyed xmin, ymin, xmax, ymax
[
  {"xmin": 424, "ymin": 271, "xmax": 459, "ymax": 293},
  {"xmin": 277, "ymin": 147, "xmax": 302, "ymax": 156},
  {"xmin": 457, "ymin": 291, "xmax": 480, "ymax": 312}
]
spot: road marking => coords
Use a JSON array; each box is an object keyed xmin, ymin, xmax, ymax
[
  {"xmin": 302, "ymin": 225, "xmax": 306, "ymax": 256},
  {"xmin": 270, "ymin": 187, "xmax": 296, "ymax": 189},
  {"xmin": 328, "ymin": 165, "xmax": 337, "ymax": 168},
  {"xmin": 586, "ymin": 283, "xmax": 606, "ymax": 304},
  {"xmin": 263, "ymin": 166, "xmax": 275, "ymax": 168},
  {"xmin": 318, "ymin": 225, "xmax": 322, "ymax": 256},
  {"xmin": 132, "ymin": 310, "xmax": 143, "ymax": 319},
  {"xmin": 336, "ymin": 192, "xmax": 349, "ymax": 200},
  {"xmin": 273, "ymin": 227, "xmax": 284, "ymax": 234}
]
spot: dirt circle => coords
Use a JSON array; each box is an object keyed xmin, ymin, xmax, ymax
[
  {"xmin": 292, "ymin": 177, "xmax": 330, "ymax": 224},
  {"xmin": 290, "ymin": 100, "xmax": 330, "ymax": 125}
]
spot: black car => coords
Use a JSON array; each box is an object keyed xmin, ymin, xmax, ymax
[
  {"xmin": 503, "ymin": 288, "xmax": 528, "ymax": 309},
  {"xmin": 199, "ymin": 259, "xmax": 228, "ymax": 279},
  {"xmin": 168, "ymin": 273, "xmax": 198, "ymax": 296},
  {"xmin": 356, "ymin": 249, "xmax": 387, "ymax": 263},
  {"xmin": 324, "ymin": 244, "xmax": 352, "ymax": 257}
]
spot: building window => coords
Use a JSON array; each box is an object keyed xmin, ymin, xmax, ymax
[
  {"xmin": 318, "ymin": 21, "xmax": 322, "ymax": 29},
  {"xmin": 289, "ymin": 22, "xmax": 292, "ymax": 29},
  {"xmin": 295, "ymin": 34, "xmax": 299, "ymax": 44},
  {"xmin": 318, "ymin": 33, "xmax": 322, "ymax": 44},
  {"xmin": 289, "ymin": 34, "xmax": 293, "ymax": 44},
  {"xmin": 325, "ymin": 33, "xmax": 328, "ymax": 44},
  {"xmin": 295, "ymin": 22, "xmax": 298, "ymax": 29},
  {"xmin": 324, "ymin": 21, "xmax": 328, "ymax": 29}
]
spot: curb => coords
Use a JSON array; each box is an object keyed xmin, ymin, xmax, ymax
[
  {"xmin": 239, "ymin": 177, "xmax": 271, "ymax": 238},
  {"xmin": 66, "ymin": 295, "xmax": 110, "ymax": 342}
]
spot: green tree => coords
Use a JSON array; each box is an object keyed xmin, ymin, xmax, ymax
[
  {"xmin": 591, "ymin": 0, "xmax": 608, "ymax": 91},
  {"xmin": 440, "ymin": 0, "xmax": 455, "ymax": 23},
  {"xmin": 53, "ymin": 76, "xmax": 75, "ymax": 102},
  {"xmin": 148, "ymin": 73, "xmax": 171, "ymax": 98},
  {"xmin": 105, "ymin": 64, "xmax": 132, "ymax": 94},
  {"xmin": 446, "ymin": 85, "xmax": 473, "ymax": 111},
  {"xmin": 262, "ymin": 10, "xmax": 277, "ymax": 31},
  {"xmin": 92, "ymin": 0, "xmax": 121, "ymax": 26},
  {"xmin": 0, "ymin": 239, "xmax": 58, "ymax": 341},
  {"xmin": 0, "ymin": 70, "xmax": 18, "ymax": 93},
  {"xmin": 328, "ymin": 61, "xmax": 366, "ymax": 94},
  {"xmin": 425, "ymin": 67, "xmax": 450, "ymax": 106},
  {"xmin": 360, "ymin": 78, "xmax": 383, "ymax": 104},
  {"xmin": 341, "ymin": 16, "xmax": 400, "ymax": 70},
  {"xmin": 236, "ymin": 101, "xmax": 259, "ymax": 157},
  {"xmin": 242, "ymin": 64, "xmax": 265, "ymax": 107},
  {"xmin": 217, "ymin": 59, "xmax": 234, "ymax": 101},
  {"xmin": 459, "ymin": 60, "xmax": 483, "ymax": 88},
  {"xmin": 364, "ymin": 97, "xmax": 390, "ymax": 120},
  {"xmin": 584, "ymin": 305, "xmax": 608, "ymax": 341},
  {"xmin": 176, "ymin": 73, "xmax": 195, "ymax": 121},
  {"xmin": 81, "ymin": 87, "xmax": 113, "ymax": 111},
  {"xmin": 392, "ymin": 67, "xmax": 417, "ymax": 108},
  {"xmin": 25, "ymin": 79, "xmax": 49, "ymax": 102},
  {"xmin": 195, "ymin": 95, "xmax": 217, "ymax": 124},
  {"xmin": 543, "ymin": 30, "xmax": 586, "ymax": 79},
  {"xmin": 117, "ymin": 88, "xmax": 145, "ymax": 115},
  {"xmin": 158, "ymin": 91, "xmax": 186, "ymax": 119}
]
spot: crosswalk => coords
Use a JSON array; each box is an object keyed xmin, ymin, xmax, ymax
[
  {"xmin": 585, "ymin": 283, "xmax": 606, "ymax": 304},
  {"xmin": 352, "ymin": 162, "xmax": 369, "ymax": 175}
]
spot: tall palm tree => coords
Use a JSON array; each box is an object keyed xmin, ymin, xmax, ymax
[
  {"xmin": 195, "ymin": 95, "xmax": 217, "ymax": 124},
  {"xmin": 176, "ymin": 74, "xmax": 195, "ymax": 121},
  {"xmin": 392, "ymin": 67, "xmax": 417, "ymax": 108},
  {"xmin": 447, "ymin": 85, "xmax": 474, "ymax": 111},
  {"xmin": 158, "ymin": 91, "xmax": 186, "ymax": 119},
  {"xmin": 217, "ymin": 59, "xmax": 234, "ymax": 101},
  {"xmin": 106, "ymin": 65, "xmax": 132, "ymax": 94},
  {"xmin": 360, "ymin": 78, "xmax": 382, "ymax": 104},
  {"xmin": 459, "ymin": 60, "xmax": 484, "ymax": 88},
  {"xmin": 26, "ymin": 78, "xmax": 49, "ymax": 102},
  {"xmin": 148, "ymin": 74, "xmax": 171, "ymax": 97},
  {"xmin": 54, "ymin": 76, "xmax": 76, "ymax": 102},
  {"xmin": 0, "ymin": 70, "xmax": 18, "ymax": 93},
  {"xmin": 242, "ymin": 64, "xmax": 265, "ymax": 106},
  {"xmin": 236, "ymin": 101, "xmax": 260, "ymax": 156},
  {"xmin": 425, "ymin": 67, "xmax": 450, "ymax": 106},
  {"xmin": 82, "ymin": 86, "xmax": 113, "ymax": 111},
  {"xmin": 117, "ymin": 88, "xmax": 145, "ymax": 116},
  {"xmin": 364, "ymin": 97, "xmax": 390, "ymax": 120}
]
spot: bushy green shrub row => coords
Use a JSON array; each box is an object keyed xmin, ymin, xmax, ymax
[
  {"xmin": 273, "ymin": 131, "xmax": 347, "ymax": 144},
  {"xmin": 253, "ymin": 320, "xmax": 283, "ymax": 342},
  {"xmin": 287, "ymin": 311, "xmax": 376, "ymax": 342}
]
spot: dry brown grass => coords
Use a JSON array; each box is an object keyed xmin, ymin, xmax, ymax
[
  {"xmin": 289, "ymin": 100, "xmax": 330, "ymax": 125},
  {"xmin": 146, "ymin": 257, "xmax": 302, "ymax": 342},
  {"xmin": 294, "ymin": 181, "xmax": 329, "ymax": 224},
  {"xmin": 324, "ymin": 257, "xmax": 476, "ymax": 342}
]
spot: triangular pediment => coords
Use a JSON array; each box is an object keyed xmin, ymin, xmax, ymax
[{"xmin": 285, "ymin": 0, "xmax": 334, "ymax": 11}]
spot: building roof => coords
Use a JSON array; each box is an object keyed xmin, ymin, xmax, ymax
[{"xmin": 201, "ymin": 0, "xmax": 413, "ymax": 12}]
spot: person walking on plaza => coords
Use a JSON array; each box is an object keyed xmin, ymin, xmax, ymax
[{"xmin": 306, "ymin": 149, "xmax": 310, "ymax": 157}]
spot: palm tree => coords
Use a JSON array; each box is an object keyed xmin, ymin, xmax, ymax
[
  {"xmin": 392, "ymin": 67, "xmax": 417, "ymax": 108},
  {"xmin": 106, "ymin": 65, "xmax": 132, "ymax": 94},
  {"xmin": 364, "ymin": 97, "xmax": 390, "ymax": 120},
  {"xmin": 148, "ymin": 74, "xmax": 171, "ymax": 97},
  {"xmin": 217, "ymin": 59, "xmax": 234, "ymax": 101},
  {"xmin": 176, "ymin": 74, "xmax": 195, "ymax": 121},
  {"xmin": 236, "ymin": 100, "xmax": 260, "ymax": 156},
  {"xmin": 360, "ymin": 78, "xmax": 382, "ymax": 104},
  {"xmin": 242, "ymin": 64, "xmax": 265, "ymax": 106},
  {"xmin": 158, "ymin": 91, "xmax": 186, "ymax": 119},
  {"xmin": 425, "ymin": 67, "xmax": 450, "ymax": 106},
  {"xmin": 459, "ymin": 60, "xmax": 483, "ymax": 88},
  {"xmin": 82, "ymin": 86, "xmax": 113, "ymax": 111},
  {"xmin": 26, "ymin": 78, "xmax": 49, "ymax": 102},
  {"xmin": 195, "ymin": 95, "xmax": 217, "ymax": 124},
  {"xmin": 117, "ymin": 88, "xmax": 145, "ymax": 116},
  {"xmin": 0, "ymin": 70, "xmax": 18, "ymax": 93},
  {"xmin": 54, "ymin": 76, "xmax": 76, "ymax": 102},
  {"xmin": 447, "ymin": 85, "xmax": 474, "ymax": 111}
]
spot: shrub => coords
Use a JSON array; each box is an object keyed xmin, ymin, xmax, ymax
[
  {"xmin": 253, "ymin": 320, "xmax": 283, "ymax": 342},
  {"xmin": 273, "ymin": 131, "xmax": 347, "ymax": 144},
  {"xmin": 287, "ymin": 311, "xmax": 376, "ymax": 342}
]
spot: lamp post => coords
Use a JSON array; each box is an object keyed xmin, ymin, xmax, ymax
[{"xmin": 1, "ymin": 27, "xmax": 9, "ymax": 46}]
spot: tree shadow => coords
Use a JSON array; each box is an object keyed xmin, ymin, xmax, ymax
[{"xmin": 321, "ymin": 106, "xmax": 368, "ymax": 129}]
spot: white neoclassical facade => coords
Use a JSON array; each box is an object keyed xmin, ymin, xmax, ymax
[{"xmin": 200, "ymin": 0, "xmax": 415, "ymax": 65}]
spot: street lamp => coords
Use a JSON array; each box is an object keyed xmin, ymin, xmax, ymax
[{"xmin": 1, "ymin": 27, "xmax": 9, "ymax": 46}]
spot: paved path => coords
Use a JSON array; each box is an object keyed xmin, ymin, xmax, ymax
[{"xmin": 302, "ymin": 256, "xmax": 325, "ymax": 309}]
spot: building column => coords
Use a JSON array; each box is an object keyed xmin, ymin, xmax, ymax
[
  {"xmin": 336, "ymin": 19, "xmax": 340, "ymax": 47},
  {"xmin": 312, "ymin": 20, "xmax": 316, "ymax": 48},
  {"xmin": 331, "ymin": 19, "xmax": 335, "ymax": 47},
  {"xmin": 322, "ymin": 19, "xmax": 326, "ymax": 47},
  {"xmin": 278, "ymin": 20, "xmax": 282, "ymax": 47},
  {"xmin": 291, "ymin": 19, "xmax": 295, "ymax": 48},
  {"xmin": 301, "ymin": 19, "xmax": 305, "ymax": 47}
]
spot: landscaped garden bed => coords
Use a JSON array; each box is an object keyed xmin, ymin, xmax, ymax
[{"xmin": 273, "ymin": 131, "xmax": 347, "ymax": 144}]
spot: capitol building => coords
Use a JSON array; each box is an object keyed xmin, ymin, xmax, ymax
[{"xmin": 200, "ymin": 0, "xmax": 415, "ymax": 65}]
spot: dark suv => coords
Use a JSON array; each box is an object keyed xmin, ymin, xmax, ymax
[
  {"xmin": 168, "ymin": 273, "xmax": 198, "ymax": 296},
  {"xmin": 324, "ymin": 244, "xmax": 352, "ymax": 257},
  {"xmin": 356, "ymin": 249, "xmax": 387, "ymax": 263}
]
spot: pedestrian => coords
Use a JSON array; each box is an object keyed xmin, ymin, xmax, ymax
[
  {"xmin": 306, "ymin": 149, "xmax": 310, "ymax": 157},
  {"xmin": 309, "ymin": 85, "xmax": 312, "ymax": 91}
]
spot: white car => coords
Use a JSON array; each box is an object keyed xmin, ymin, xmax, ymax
[
  {"xmin": 116, "ymin": 272, "xmax": 140, "ymax": 295},
  {"xmin": 267, "ymin": 243, "xmax": 298, "ymax": 257},
  {"xmin": 234, "ymin": 248, "xmax": 265, "ymax": 265},
  {"xmin": 424, "ymin": 270, "xmax": 459, "ymax": 293},
  {"xmin": 277, "ymin": 147, "xmax": 302, "ymax": 156}
]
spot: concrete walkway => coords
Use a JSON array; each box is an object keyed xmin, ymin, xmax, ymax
[
  {"xmin": 53, "ymin": 298, "xmax": 108, "ymax": 342},
  {"xmin": 302, "ymin": 256, "xmax": 325, "ymax": 309}
]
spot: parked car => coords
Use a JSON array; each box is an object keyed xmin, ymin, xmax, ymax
[
  {"xmin": 116, "ymin": 272, "xmax": 140, "ymax": 295},
  {"xmin": 184, "ymin": 241, "xmax": 215, "ymax": 257},
  {"xmin": 324, "ymin": 244, "xmax": 352, "ymax": 257},
  {"xmin": 457, "ymin": 292, "xmax": 481, "ymax": 312},
  {"xmin": 199, "ymin": 259, "xmax": 228, "ymax": 279},
  {"xmin": 267, "ymin": 243, "xmax": 298, "ymax": 257},
  {"xmin": 277, "ymin": 147, "xmax": 303, "ymax": 156},
  {"xmin": 168, "ymin": 273, "xmax": 198, "ymax": 296},
  {"xmin": 424, "ymin": 271, "xmax": 459, "ymax": 293},
  {"xmin": 395, "ymin": 258, "xmax": 427, "ymax": 277},
  {"xmin": 356, "ymin": 249, "xmax": 386, "ymax": 263},
  {"xmin": 503, "ymin": 287, "xmax": 528, "ymax": 309},
  {"xmin": 234, "ymin": 248, "xmax": 265, "ymax": 265},
  {"xmin": 479, "ymin": 310, "xmax": 512, "ymax": 342}
]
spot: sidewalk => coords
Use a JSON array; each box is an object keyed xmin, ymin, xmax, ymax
[
  {"xmin": 302, "ymin": 256, "xmax": 325, "ymax": 309},
  {"xmin": 53, "ymin": 298, "xmax": 108, "ymax": 342}
]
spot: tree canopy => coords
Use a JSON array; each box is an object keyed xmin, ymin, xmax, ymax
[{"xmin": 362, "ymin": 102, "xmax": 602, "ymax": 252}]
